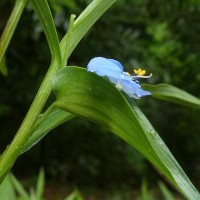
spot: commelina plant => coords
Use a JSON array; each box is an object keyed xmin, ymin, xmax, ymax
[{"xmin": 0, "ymin": 0, "xmax": 200, "ymax": 199}]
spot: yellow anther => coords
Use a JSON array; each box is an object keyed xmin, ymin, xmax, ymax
[{"xmin": 134, "ymin": 68, "xmax": 146, "ymax": 76}]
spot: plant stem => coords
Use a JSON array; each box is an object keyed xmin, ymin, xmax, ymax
[
  {"xmin": 0, "ymin": 60, "xmax": 58, "ymax": 183},
  {"xmin": 61, "ymin": 14, "xmax": 76, "ymax": 66}
]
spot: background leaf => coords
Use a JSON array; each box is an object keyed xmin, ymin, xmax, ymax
[
  {"xmin": 52, "ymin": 66, "xmax": 200, "ymax": 200},
  {"xmin": 30, "ymin": 0, "xmax": 61, "ymax": 65},
  {"xmin": 158, "ymin": 182, "xmax": 176, "ymax": 200},
  {"xmin": 138, "ymin": 179, "xmax": 154, "ymax": 200},
  {"xmin": 0, "ymin": 0, "xmax": 27, "ymax": 75},
  {"xmin": 0, "ymin": 55, "xmax": 7, "ymax": 76},
  {"xmin": 64, "ymin": 189, "xmax": 84, "ymax": 200},
  {"xmin": 35, "ymin": 168, "xmax": 45, "ymax": 200},
  {"xmin": 0, "ymin": 174, "xmax": 16, "ymax": 200},
  {"xmin": 142, "ymin": 84, "xmax": 200, "ymax": 108},
  {"xmin": 10, "ymin": 174, "xmax": 30, "ymax": 199}
]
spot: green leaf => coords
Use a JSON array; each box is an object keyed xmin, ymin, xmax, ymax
[
  {"xmin": 10, "ymin": 174, "xmax": 30, "ymax": 199},
  {"xmin": 36, "ymin": 169, "xmax": 45, "ymax": 200},
  {"xmin": 138, "ymin": 179, "xmax": 154, "ymax": 200},
  {"xmin": 0, "ymin": 0, "xmax": 27, "ymax": 74},
  {"xmin": 0, "ymin": 0, "xmax": 63, "ymax": 182},
  {"xmin": 0, "ymin": 174, "xmax": 16, "ymax": 200},
  {"xmin": 30, "ymin": 0, "xmax": 61, "ymax": 66},
  {"xmin": 60, "ymin": 0, "xmax": 116, "ymax": 64},
  {"xmin": 0, "ymin": 55, "xmax": 8, "ymax": 76},
  {"xmin": 20, "ymin": 0, "xmax": 117, "ymax": 155},
  {"xmin": 158, "ymin": 182, "xmax": 176, "ymax": 200},
  {"xmin": 142, "ymin": 84, "xmax": 200, "ymax": 108},
  {"xmin": 21, "ymin": 108, "xmax": 74, "ymax": 154},
  {"xmin": 64, "ymin": 189, "xmax": 83, "ymax": 200},
  {"xmin": 52, "ymin": 67, "xmax": 200, "ymax": 200}
]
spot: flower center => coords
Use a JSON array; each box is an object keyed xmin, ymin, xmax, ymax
[
  {"xmin": 134, "ymin": 68, "xmax": 146, "ymax": 76},
  {"xmin": 132, "ymin": 68, "xmax": 152, "ymax": 79}
]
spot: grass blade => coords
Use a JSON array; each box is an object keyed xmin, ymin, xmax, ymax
[
  {"xmin": 10, "ymin": 174, "xmax": 30, "ymax": 199},
  {"xmin": 36, "ymin": 169, "xmax": 45, "ymax": 200},
  {"xmin": 158, "ymin": 182, "xmax": 176, "ymax": 200}
]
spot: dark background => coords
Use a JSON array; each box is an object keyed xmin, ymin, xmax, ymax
[{"xmin": 0, "ymin": 0, "xmax": 200, "ymax": 197}]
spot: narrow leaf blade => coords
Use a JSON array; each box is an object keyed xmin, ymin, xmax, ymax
[
  {"xmin": 0, "ymin": 56, "xmax": 8, "ymax": 76},
  {"xmin": 0, "ymin": 0, "xmax": 27, "ymax": 73},
  {"xmin": 142, "ymin": 84, "xmax": 200, "ymax": 108},
  {"xmin": 30, "ymin": 0, "xmax": 61, "ymax": 65},
  {"xmin": 36, "ymin": 169, "xmax": 45, "ymax": 200},
  {"xmin": 10, "ymin": 174, "xmax": 30, "ymax": 199}
]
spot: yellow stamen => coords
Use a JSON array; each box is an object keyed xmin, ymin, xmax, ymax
[{"xmin": 134, "ymin": 68, "xmax": 146, "ymax": 76}]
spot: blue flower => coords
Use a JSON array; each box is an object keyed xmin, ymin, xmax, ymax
[{"xmin": 87, "ymin": 57, "xmax": 152, "ymax": 99}]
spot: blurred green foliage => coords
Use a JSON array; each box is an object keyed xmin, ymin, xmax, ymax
[
  {"xmin": 0, "ymin": 171, "xmax": 177, "ymax": 200},
  {"xmin": 0, "ymin": 0, "xmax": 199, "ymax": 192},
  {"xmin": 0, "ymin": 169, "xmax": 44, "ymax": 200}
]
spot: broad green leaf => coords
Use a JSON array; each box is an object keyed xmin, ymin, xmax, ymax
[
  {"xmin": 60, "ymin": 0, "xmax": 116, "ymax": 64},
  {"xmin": 0, "ymin": 55, "xmax": 7, "ymax": 76},
  {"xmin": 0, "ymin": 0, "xmax": 27, "ymax": 74},
  {"xmin": 21, "ymin": 108, "xmax": 74, "ymax": 154},
  {"xmin": 142, "ymin": 84, "xmax": 200, "ymax": 108},
  {"xmin": 52, "ymin": 67, "xmax": 200, "ymax": 200},
  {"xmin": 30, "ymin": 0, "xmax": 61, "ymax": 66}
]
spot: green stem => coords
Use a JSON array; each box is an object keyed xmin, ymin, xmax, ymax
[
  {"xmin": 0, "ymin": 0, "xmax": 27, "ymax": 63},
  {"xmin": 61, "ymin": 14, "xmax": 76, "ymax": 66},
  {"xmin": 0, "ymin": 60, "xmax": 58, "ymax": 183},
  {"xmin": 20, "ymin": 103, "xmax": 57, "ymax": 153},
  {"xmin": 21, "ymin": 105, "xmax": 75, "ymax": 154}
]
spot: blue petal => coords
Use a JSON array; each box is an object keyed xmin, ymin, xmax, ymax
[
  {"xmin": 120, "ymin": 79, "xmax": 151, "ymax": 98},
  {"xmin": 87, "ymin": 57, "xmax": 123, "ymax": 73},
  {"xmin": 108, "ymin": 59, "xmax": 123, "ymax": 71},
  {"xmin": 87, "ymin": 57, "xmax": 123, "ymax": 84},
  {"xmin": 120, "ymin": 73, "xmax": 132, "ymax": 81}
]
